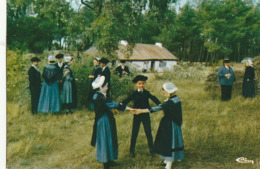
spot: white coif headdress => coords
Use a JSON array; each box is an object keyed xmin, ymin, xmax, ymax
[
  {"xmin": 92, "ymin": 76, "xmax": 105, "ymax": 90},
  {"xmin": 64, "ymin": 55, "xmax": 72, "ymax": 63},
  {"xmin": 48, "ymin": 55, "xmax": 56, "ymax": 61},
  {"xmin": 163, "ymin": 82, "xmax": 178, "ymax": 94}
]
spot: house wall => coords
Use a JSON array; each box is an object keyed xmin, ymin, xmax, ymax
[{"xmin": 128, "ymin": 60, "xmax": 177, "ymax": 72}]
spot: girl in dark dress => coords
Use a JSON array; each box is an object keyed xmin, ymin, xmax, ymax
[
  {"xmin": 242, "ymin": 59, "xmax": 255, "ymax": 98},
  {"xmin": 91, "ymin": 76, "xmax": 134, "ymax": 169},
  {"xmin": 134, "ymin": 82, "xmax": 184, "ymax": 169}
]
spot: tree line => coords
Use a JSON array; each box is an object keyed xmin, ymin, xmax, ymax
[{"xmin": 7, "ymin": 0, "xmax": 260, "ymax": 63}]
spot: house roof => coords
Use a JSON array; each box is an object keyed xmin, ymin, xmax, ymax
[
  {"xmin": 118, "ymin": 43, "xmax": 178, "ymax": 61},
  {"xmin": 85, "ymin": 43, "xmax": 178, "ymax": 61}
]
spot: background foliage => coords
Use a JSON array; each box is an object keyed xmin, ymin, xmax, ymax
[{"xmin": 7, "ymin": 0, "xmax": 260, "ymax": 63}]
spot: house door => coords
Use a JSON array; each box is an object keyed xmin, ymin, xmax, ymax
[{"xmin": 151, "ymin": 61, "xmax": 155, "ymax": 71}]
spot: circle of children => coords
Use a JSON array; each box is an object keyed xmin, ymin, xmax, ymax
[{"xmin": 28, "ymin": 54, "xmax": 255, "ymax": 169}]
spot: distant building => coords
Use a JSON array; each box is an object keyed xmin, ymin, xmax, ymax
[{"xmin": 85, "ymin": 41, "xmax": 178, "ymax": 72}]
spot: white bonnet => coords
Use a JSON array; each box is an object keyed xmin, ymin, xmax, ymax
[
  {"xmin": 48, "ymin": 55, "xmax": 56, "ymax": 61},
  {"xmin": 64, "ymin": 55, "xmax": 72, "ymax": 63},
  {"xmin": 163, "ymin": 82, "xmax": 178, "ymax": 94},
  {"xmin": 92, "ymin": 76, "xmax": 105, "ymax": 89}
]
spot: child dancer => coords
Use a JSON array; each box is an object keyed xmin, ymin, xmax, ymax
[
  {"xmin": 91, "ymin": 76, "xmax": 133, "ymax": 169},
  {"xmin": 121, "ymin": 75, "xmax": 161, "ymax": 158},
  {"xmin": 135, "ymin": 82, "xmax": 184, "ymax": 169}
]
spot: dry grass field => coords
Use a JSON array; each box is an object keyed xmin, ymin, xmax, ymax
[{"xmin": 7, "ymin": 63, "xmax": 260, "ymax": 169}]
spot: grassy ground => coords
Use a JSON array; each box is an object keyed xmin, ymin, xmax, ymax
[{"xmin": 7, "ymin": 73, "xmax": 260, "ymax": 169}]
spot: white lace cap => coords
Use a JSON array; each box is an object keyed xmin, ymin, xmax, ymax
[
  {"xmin": 92, "ymin": 76, "xmax": 105, "ymax": 89},
  {"xmin": 48, "ymin": 55, "xmax": 56, "ymax": 61},
  {"xmin": 64, "ymin": 55, "xmax": 72, "ymax": 62},
  {"xmin": 163, "ymin": 82, "xmax": 178, "ymax": 94}
]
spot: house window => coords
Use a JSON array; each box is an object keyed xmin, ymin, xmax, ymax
[{"xmin": 159, "ymin": 61, "xmax": 167, "ymax": 67}]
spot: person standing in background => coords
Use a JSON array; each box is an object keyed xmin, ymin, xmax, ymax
[
  {"xmin": 38, "ymin": 55, "xmax": 60, "ymax": 114},
  {"xmin": 89, "ymin": 57, "xmax": 102, "ymax": 109},
  {"xmin": 28, "ymin": 57, "xmax": 42, "ymax": 115},
  {"xmin": 242, "ymin": 58, "xmax": 255, "ymax": 98},
  {"xmin": 55, "ymin": 53, "xmax": 66, "ymax": 92},
  {"xmin": 99, "ymin": 57, "xmax": 111, "ymax": 97},
  {"xmin": 217, "ymin": 58, "xmax": 236, "ymax": 101},
  {"xmin": 115, "ymin": 60, "xmax": 130, "ymax": 78},
  {"xmin": 62, "ymin": 55, "xmax": 78, "ymax": 114}
]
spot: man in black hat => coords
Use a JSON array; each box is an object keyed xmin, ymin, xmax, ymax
[
  {"xmin": 217, "ymin": 58, "xmax": 236, "ymax": 101},
  {"xmin": 88, "ymin": 57, "xmax": 102, "ymax": 109},
  {"xmin": 115, "ymin": 60, "xmax": 130, "ymax": 78},
  {"xmin": 28, "ymin": 57, "xmax": 42, "ymax": 114},
  {"xmin": 121, "ymin": 75, "xmax": 161, "ymax": 158},
  {"xmin": 54, "ymin": 53, "xmax": 66, "ymax": 91},
  {"xmin": 99, "ymin": 57, "xmax": 111, "ymax": 97}
]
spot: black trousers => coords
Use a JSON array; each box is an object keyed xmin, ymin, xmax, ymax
[
  {"xmin": 221, "ymin": 85, "xmax": 232, "ymax": 101},
  {"xmin": 30, "ymin": 87, "xmax": 41, "ymax": 114},
  {"xmin": 130, "ymin": 114, "xmax": 153, "ymax": 152}
]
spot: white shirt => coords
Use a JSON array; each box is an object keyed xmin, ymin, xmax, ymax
[
  {"xmin": 32, "ymin": 64, "xmax": 39, "ymax": 71},
  {"xmin": 102, "ymin": 66, "xmax": 107, "ymax": 71},
  {"xmin": 58, "ymin": 62, "xmax": 63, "ymax": 68}
]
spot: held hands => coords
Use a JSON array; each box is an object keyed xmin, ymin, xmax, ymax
[{"xmin": 126, "ymin": 107, "xmax": 149, "ymax": 115}]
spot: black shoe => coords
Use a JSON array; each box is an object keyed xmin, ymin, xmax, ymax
[{"xmin": 129, "ymin": 152, "xmax": 135, "ymax": 158}]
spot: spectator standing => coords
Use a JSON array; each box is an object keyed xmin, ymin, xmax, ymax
[
  {"xmin": 28, "ymin": 57, "xmax": 42, "ymax": 115},
  {"xmin": 217, "ymin": 58, "xmax": 236, "ymax": 101}
]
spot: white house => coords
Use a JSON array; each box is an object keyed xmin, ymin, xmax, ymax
[
  {"xmin": 117, "ymin": 41, "xmax": 178, "ymax": 72},
  {"xmin": 85, "ymin": 41, "xmax": 178, "ymax": 72}
]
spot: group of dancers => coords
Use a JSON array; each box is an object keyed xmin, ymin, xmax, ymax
[{"xmin": 90, "ymin": 73, "xmax": 184, "ymax": 169}]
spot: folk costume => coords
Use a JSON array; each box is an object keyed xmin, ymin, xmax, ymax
[
  {"xmin": 38, "ymin": 55, "xmax": 60, "ymax": 114},
  {"xmin": 54, "ymin": 53, "xmax": 66, "ymax": 91},
  {"xmin": 89, "ymin": 57, "xmax": 102, "ymax": 109},
  {"xmin": 61, "ymin": 56, "xmax": 77, "ymax": 113},
  {"xmin": 242, "ymin": 59, "xmax": 255, "ymax": 98},
  {"xmin": 217, "ymin": 58, "xmax": 236, "ymax": 101},
  {"xmin": 91, "ymin": 76, "xmax": 126, "ymax": 169},
  {"xmin": 151, "ymin": 83, "xmax": 184, "ymax": 169},
  {"xmin": 115, "ymin": 60, "xmax": 130, "ymax": 78},
  {"xmin": 100, "ymin": 57, "xmax": 111, "ymax": 97},
  {"xmin": 121, "ymin": 75, "xmax": 161, "ymax": 157},
  {"xmin": 28, "ymin": 57, "xmax": 42, "ymax": 114}
]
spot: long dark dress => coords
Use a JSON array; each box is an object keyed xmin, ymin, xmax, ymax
[
  {"xmin": 150, "ymin": 95, "xmax": 184, "ymax": 162},
  {"xmin": 61, "ymin": 65, "xmax": 77, "ymax": 111},
  {"xmin": 28, "ymin": 66, "xmax": 42, "ymax": 114},
  {"xmin": 242, "ymin": 66, "xmax": 255, "ymax": 98},
  {"xmin": 91, "ymin": 92, "xmax": 126, "ymax": 163},
  {"xmin": 38, "ymin": 65, "xmax": 60, "ymax": 113}
]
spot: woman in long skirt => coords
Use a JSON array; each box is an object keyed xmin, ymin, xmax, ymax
[
  {"xmin": 38, "ymin": 55, "xmax": 60, "ymax": 114},
  {"xmin": 91, "ymin": 76, "xmax": 133, "ymax": 169},
  {"xmin": 61, "ymin": 56, "xmax": 78, "ymax": 113},
  {"xmin": 135, "ymin": 82, "xmax": 184, "ymax": 169},
  {"xmin": 242, "ymin": 59, "xmax": 255, "ymax": 98}
]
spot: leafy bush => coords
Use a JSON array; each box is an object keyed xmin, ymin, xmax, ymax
[{"xmin": 153, "ymin": 62, "xmax": 208, "ymax": 82}]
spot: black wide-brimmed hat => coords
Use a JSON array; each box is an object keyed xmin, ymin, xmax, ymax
[
  {"xmin": 30, "ymin": 57, "xmax": 41, "ymax": 62},
  {"xmin": 99, "ymin": 57, "xmax": 110, "ymax": 64},
  {"xmin": 223, "ymin": 58, "xmax": 230, "ymax": 63},
  {"xmin": 55, "ymin": 53, "xmax": 64, "ymax": 59},
  {"xmin": 132, "ymin": 75, "xmax": 148, "ymax": 83},
  {"xmin": 120, "ymin": 60, "xmax": 126, "ymax": 63}
]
